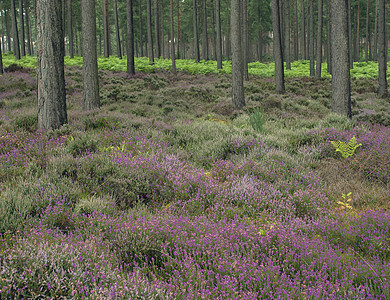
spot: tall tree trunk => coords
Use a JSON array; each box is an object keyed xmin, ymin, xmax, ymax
[
  {"xmin": 193, "ymin": 0, "xmax": 200, "ymax": 62},
  {"xmin": 285, "ymin": 0, "xmax": 291, "ymax": 69},
  {"xmin": 37, "ymin": 0, "xmax": 67, "ymax": 130},
  {"xmin": 5, "ymin": 10, "xmax": 12, "ymax": 52},
  {"xmin": 210, "ymin": 0, "xmax": 216, "ymax": 60},
  {"xmin": 127, "ymin": 0, "xmax": 135, "ymax": 74},
  {"xmin": 154, "ymin": 0, "xmax": 161, "ymax": 58},
  {"xmin": 216, "ymin": 0, "xmax": 222, "ymax": 69},
  {"xmin": 309, "ymin": 0, "xmax": 314, "ymax": 76},
  {"xmin": 202, "ymin": 0, "xmax": 208, "ymax": 60},
  {"xmin": 11, "ymin": 0, "xmax": 20, "ymax": 59},
  {"xmin": 305, "ymin": 0, "xmax": 309, "ymax": 58},
  {"xmin": 19, "ymin": 0, "xmax": 25, "ymax": 56},
  {"xmin": 114, "ymin": 0, "xmax": 122, "ymax": 59},
  {"xmin": 294, "ymin": 0, "xmax": 299, "ymax": 60},
  {"xmin": 326, "ymin": 0, "xmax": 332, "ymax": 74},
  {"xmin": 272, "ymin": 0, "xmax": 285, "ymax": 93},
  {"xmin": 225, "ymin": 0, "xmax": 230, "ymax": 58},
  {"xmin": 378, "ymin": 0, "xmax": 387, "ymax": 97},
  {"xmin": 170, "ymin": 0, "xmax": 176, "ymax": 74},
  {"xmin": 146, "ymin": 0, "xmax": 154, "ymax": 64},
  {"xmin": 67, "ymin": 0, "xmax": 73, "ymax": 58},
  {"xmin": 0, "ymin": 40, "xmax": 3, "ymax": 74},
  {"xmin": 355, "ymin": 2, "xmax": 360, "ymax": 62},
  {"xmin": 365, "ymin": 0, "xmax": 369, "ymax": 62},
  {"xmin": 103, "ymin": 0, "xmax": 110, "ymax": 58},
  {"xmin": 373, "ymin": 0, "xmax": 378, "ymax": 60},
  {"xmin": 177, "ymin": 0, "xmax": 180, "ymax": 58},
  {"xmin": 316, "ymin": 0, "xmax": 323, "ymax": 78},
  {"xmin": 300, "ymin": 0, "xmax": 305, "ymax": 59},
  {"xmin": 25, "ymin": 0, "xmax": 32, "ymax": 55},
  {"xmin": 331, "ymin": 0, "xmax": 351, "ymax": 119},
  {"xmin": 138, "ymin": 0, "xmax": 144, "ymax": 57},
  {"xmin": 242, "ymin": 0, "xmax": 249, "ymax": 79},
  {"xmin": 348, "ymin": 0, "xmax": 353, "ymax": 68},
  {"xmin": 81, "ymin": 0, "xmax": 100, "ymax": 110},
  {"xmin": 231, "ymin": 0, "xmax": 245, "ymax": 108}
]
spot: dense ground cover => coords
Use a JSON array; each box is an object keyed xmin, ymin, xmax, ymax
[{"xmin": 0, "ymin": 61, "xmax": 389, "ymax": 299}]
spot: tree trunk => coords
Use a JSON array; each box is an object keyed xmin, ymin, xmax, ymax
[
  {"xmin": 81, "ymin": 0, "xmax": 100, "ymax": 110},
  {"xmin": 315, "ymin": 0, "xmax": 323, "ymax": 78},
  {"xmin": 146, "ymin": 0, "xmax": 154, "ymax": 64},
  {"xmin": 285, "ymin": 0, "xmax": 291, "ymax": 69},
  {"xmin": 127, "ymin": 0, "xmax": 135, "ymax": 74},
  {"xmin": 170, "ymin": 0, "xmax": 176, "ymax": 74},
  {"xmin": 373, "ymin": 0, "xmax": 378, "ymax": 60},
  {"xmin": 326, "ymin": 0, "xmax": 332, "ymax": 74},
  {"xmin": 216, "ymin": 0, "xmax": 222, "ymax": 69},
  {"xmin": 331, "ymin": 0, "xmax": 351, "ymax": 119},
  {"xmin": 348, "ymin": 0, "xmax": 353, "ymax": 68},
  {"xmin": 103, "ymin": 0, "xmax": 110, "ymax": 58},
  {"xmin": 154, "ymin": 0, "xmax": 161, "ymax": 58},
  {"xmin": 309, "ymin": 0, "xmax": 314, "ymax": 76},
  {"xmin": 67, "ymin": 0, "xmax": 73, "ymax": 58},
  {"xmin": 293, "ymin": 0, "xmax": 299, "ymax": 60},
  {"xmin": 231, "ymin": 0, "xmax": 245, "ymax": 108},
  {"xmin": 365, "ymin": 0, "xmax": 369, "ymax": 62},
  {"xmin": 355, "ymin": 2, "xmax": 360, "ymax": 62},
  {"xmin": 210, "ymin": 0, "xmax": 216, "ymax": 60},
  {"xmin": 378, "ymin": 0, "xmax": 387, "ymax": 97},
  {"xmin": 114, "ymin": 0, "xmax": 122, "ymax": 59},
  {"xmin": 272, "ymin": 0, "xmax": 285, "ymax": 93},
  {"xmin": 225, "ymin": 0, "xmax": 230, "ymax": 59},
  {"xmin": 305, "ymin": 0, "xmax": 309, "ymax": 58},
  {"xmin": 177, "ymin": 0, "xmax": 180, "ymax": 58},
  {"xmin": 5, "ymin": 10, "xmax": 12, "ymax": 52},
  {"xmin": 11, "ymin": 0, "xmax": 20, "ymax": 59},
  {"xmin": 0, "ymin": 12, "xmax": 4, "ymax": 54},
  {"xmin": 300, "ymin": 0, "xmax": 305, "ymax": 59},
  {"xmin": 19, "ymin": 0, "xmax": 25, "ymax": 56},
  {"xmin": 202, "ymin": 0, "xmax": 208, "ymax": 60},
  {"xmin": 242, "ymin": 0, "xmax": 249, "ymax": 79},
  {"xmin": 0, "ymin": 40, "xmax": 3, "ymax": 74},
  {"xmin": 138, "ymin": 0, "xmax": 144, "ymax": 57},
  {"xmin": 25, "ymin": 0, "xmax": 32, "ymax": 55},
  {"xmin": 37, "ymin": 0, "xmax": 67, "ymax": 130},
  {"xmin": 193, "ymin": 0, "xmax": 200, "ymax": 62}
]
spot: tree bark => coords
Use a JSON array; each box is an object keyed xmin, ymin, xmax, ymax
[
  {"xmin": 114, "ymin": 0, "xmax": 122, "ymax": 59},
  {"xmin": 365, "ymin": 0, "xmax": 370, "ymax": 62},
  {"xmin": 193, "ymin": 0, "xmax": 200, "ymax": 62},
  {"xmin": 315, "ymin": 0, "xmax": 323, "ymax": 78},
  {"xmin": 146, "ymin": 0, "xmax": 154, "ymax": 63},
  {"xmin": 37, "ymin": 0, "xmax": 67, "ymax": 130},
  {"xmin": 5, "ymin": 10, "xmax": 12, "ymax": 52},
  {"xmin": 242, "ymin": 0, "xmax": 248, "ymax": 79},
  {"xmin": 272, "ymin": 0, "xmax": 285, "ymax": 93},
  {"xmin": 138, "ymin": 0, "xmax": 144, "ymax": 57},
  {"xmin": 284, "ymin": 0, "xmax": 291, "ymax": 69},
  {"xmin": 326, "ymin": 0, "xmax": 332, "ymax": 74},
  {"xmin": 293, "ymin": 0, "xmax": 299, "ymax": 60},
  {"xmin": 177, "ymin": 0, "xmax": 180, "ymax": 58},
  {"xmin": 19, "ymin": 0, "xmax": 25, "ymax": 56},
  {"xmin": 210, "ymin": 0, "xmax": 216, "ymax": 60},
  {"xmin": 231, "ymin": 0, "xmax": 245, "ymax": 108},
  {"xmin": 154, "ymin": 0, "xmax": 161, "ymax": 58},
  {"xmin": 25, "ymin": 0, "xmax": 32, "ymax": 55},
  {"xmin": 216, "ymin": 0, "xmax": 222, "ymax": 69},
  {"xmin": 103, "ymin": 0, "xmax": 111, "ymax": 58},
  {"xmin": 309, "ymin": 0, "xmax": 314, "ymax": 76},
  {"xmin": 355, "ymin": 2, "xmax": 360, "ymax": 62},
  {"xmin": 202, "ymin": 0, "xmax": 208, "ymax": 60},
  {"xmin": 373, "ymin": 0, "xmax": 378, "ymax": 60},
  {"xmin": 300, "ymin": 0, "xmax": 305, "ymax": 59},
  {"xmin": 378, "ymin": 0, "xmax": 387, "ymax": 97},
  {"xmin": 348, "ymin": 0, "xmax": 353, "ymax": 68},
  {"xmin": 11, "ymin": 0, "xmax": 20, "ymax": 59},
  {"xmin": 170, "ymin": 0, "xmax": 176, "ymax": 74},
  {"xmin": 127, "ymin": 0, "xmax": 135, "ymax": 74},
  {"xmin": 330, "ymin": 0, "xmax": 351, "ymax": 119},
  {"xmin": 81, "ymin": 0, "xmax": 100, "ymax": 110},
  {"xmin": 225, "ymin": 0, "xmax": 230, "ymax": 59},
  {"xmin": 0, "ymin": 40, "xmax": 3, "ymax": 74},
  {"xmin": 67, "ymin": 0, "xmax": 73, "ymax": 58}
]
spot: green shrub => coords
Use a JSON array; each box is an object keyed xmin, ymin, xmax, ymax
[
  {"xmin": 248, "ymin": 107, "xmax": 266, "ymax": 133},
  {"xmin": 13, "ymin": 115, "xmax": 37, "ymax": 132},
  {"xmin": 68, "ymin": 136, "xmax": 98, "ymax": 157}
]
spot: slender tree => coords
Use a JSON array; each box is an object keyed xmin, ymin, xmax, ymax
[
  {"xmin": 11, "ymin": 0, "xmax": 20, "ymax": 59},
  {"xmin": 242, "ymin": 0, "xmax": 249, "ymax": 80},
  {"xmin": 315, "ymin": 0, "xmax": 323, "ymax": 78},
  {"xmin": 326, "ymin": 0, "xmax": 332, "ymax": 74},
  {"xmin": 348, "ymin": 0, "xmax": 353, "ymax": 68},
  {"xmin": 37, "ymin": 0, "xmax": 67, "ymax": 129},
  {"xmin": 373, "ymin": 0, "xmax": 378, "ymax": 60},
  {"xmin": 202, "ymin": 0, "xmax": 208, "ymax": 60},
  {"xmin": 365, "ymin": 0, "xmax": 370, "ymax": 62},
  {"xmin": 272, "ymin": 0, "xmax": 285, "ymax": 93},
  {"xmin": 25, "ymin": 0, "xmax": 32, "ymax": 55},
  {"xmin": 193, "ymin": 0, "xmax": 200, "ymax": 62},
  {"xmin": 300, "ymin": 0, "xmax": 305, "ymax": 59},
  {"xmin": 81, "ymin": 0, "xmax": 100, "ymax": 110},
  {"xmin": 231, "ymin": 0, "xmax": 245, "ymax": 108},
  {"xmin": 330, "ymin": 0, "xmax": 351, "ymax": 119},
  {"xmin": 127, "ymin": 0, "xmax": 135, "ymax": 74},
  {"xmin": 210, "ymin": 0, "xmax": 216, "ymax": 60},
  {"xmin": 67, "ymin": 0, "xmax": 74, "ymax": 58},
  {"xmin": 154, "ymin": 0, "xmax": 161, "ymax": 58},
  {"xmin": 284, "ymin": 0, "xmax": 291, "ymax": 70},
  {"xmin": 216, "ymin": 0, "xmax": 222, "ymax": 69},
  {"xmin": 170, "ymin": 0, "xmax": 176, "ymax": 74},
  {"xmin": 138, "ymin": 0, "xmax": 144, "ymax": 57},
  {"xmin": 5, "ymin": 10, "xmax": 12, "ymax": 52},
  {"xmin": 146, "ymin": 0, "xmax": 154, "ymax": 64},
  {"xmin": 377, "ymin": 0, "xmax": 387, "ymax": 97},
  {"xmin": 19, "ymin": 0, "xmax": 25, "ymax": 56},
  {"xmin": 114, "ymin": 0, "xmax": 122, "ymax": 59},
  {"xmin": 309, "ymin": 0, "xmax": 314, "ymax": 76},
  {"xmin": 103, "ymin": 0, "xmax": 111, "ymax": 58},
  {"xmin": 0, "ymin": 40, "xmax": 3, "ymax": 74}
]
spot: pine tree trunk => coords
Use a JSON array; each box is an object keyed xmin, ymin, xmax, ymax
[
  {"xmin": 37, "ymin": 0, "xmax": 67, "ymax": 130},
  {"xmin": 365, "ymin": 0, "xmax": 369, "ymax": 62},
  {"xmin": 285, "ymin": 0, "xmax": 291, "ymax": 69},
  {"xmin": 202, "ymin": 0, "xmax": 208, "ymax": 60},
  {"xmin": 170, "ymin": 0, "xmax": 176, "ymax": 74},
  {"xmin": 5, "ymin": 10, "xmax": 12, "ymax": 52},
  {"xmin": 231, "ymin": 0, "xmax": 245, "ymax": 108},
  {"xmin": 154, "ymin": 0, "xmax": 161, "ymax": 58},
  {"xmin": 373, "ymin": 0, "xmax": 378, "ymax": 60},
  {"xmin": 67, "ymin": 0, "xmax": 73, "ymax": 58},
  {"xmin": 146, "ymin": 0, "xmax": 154, "ymax": 64},
  {"xmin": 293, "ymin": 0, "xmax": 299, "ymax": 60},
  {"xmin": 139, "ymin": 0, "xmax": 144, "ymax": 57},
  {"xmin": 326, "ymin": 0, "xmax": 332, "ymax": 74},
  {"xmin": 210, "ymin": 0, "xmax": 216, "ymax": 60},
  {"xmin": 25, "ymin": 0, "xmax": 32, "ymax": 55},
  {"xmin": 300, "ymin": 0, "xmax": 305, "ymax": 59},
  {"xmin": 348, "ymin": 0, "xmax": 353, "ymax": 68},
  {"xmin": 242, "ymin": 0, "xmax": 249, "ymax": 79},
  {"xmin": 11, "ymin": 0, "xmax": 20, "ymax": 59},
  {"xmin": 377, "ymin": 0, "xmax": 387, "ymax": 97},
  {"xmin": 114, "ymin": 0, "xmax": 122, "ymax": 59},
  {"xmin": 0, "ymin": 13, "xmax": 4, "ymax": 54},
  {"xmin": 81, "ymin": 0, "xmax": 100, "ymax": 110},
  {"xmin": 309, "ymin": 0, "xmax": 314, "ymax": 76},
  {"xmin": 0, "ymin": 40, "xmax": 3, "ymax": 74},
  {"xmin": 193, "ymin": 0, "xmax": 200, "ymax": 62},
  {"xmin": 127, "ymin": 0, "xmax": 135, "ymax": 74},
  {"xmin": 19, "ymin": 0, "xmax": 25, "ymax": 56},
  {"xmin": 103, "ymin": 0, "xmax": 110, "ymax": 58},
  {"xmin": 330, "ymin": 0, "xmax": 351, "ymax": 119},
  {"xmin": 272, "ymin": 0, "xmax": 285, "ymax": 93},
  {"xmin": 355, "ymin": 2, "xmax": 360, "ymax": 62},
  {"xmin": 177, "ymin": 0, "xmax": 180, "ymax": 58},
  {"xmin": 225, "ymin": 0, "xmax": 230, "ymax": 59},
  {"xmin": 315, "ymin": 0, "xmax": 323, "ymax": 78},
  {"xmin": 216, "ymin": 0, "xmax": 222, "ymax": 69}
]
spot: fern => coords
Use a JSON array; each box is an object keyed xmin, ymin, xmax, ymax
[{"xmin": 330, "ymin": 136, "xmax": 362, "ymax": 158}]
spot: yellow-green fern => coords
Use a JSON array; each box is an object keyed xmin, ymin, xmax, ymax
[{"xmin": 330, "ymin": 136, "xmax": 362, "ymax": 158}]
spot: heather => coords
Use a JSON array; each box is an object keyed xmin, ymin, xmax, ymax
[{"xmin": 0, "ymin": 65, "xmax": 389, "ymax": 298}]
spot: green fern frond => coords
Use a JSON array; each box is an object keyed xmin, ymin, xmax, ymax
[{"xmin": 330, "ymin": 136, "xmax": 362, "ymax": 158}]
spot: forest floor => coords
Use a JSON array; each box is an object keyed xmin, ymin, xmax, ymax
[{"xmin": 0, "ymin": 64, "xmax": 390, "ymax": 299}]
